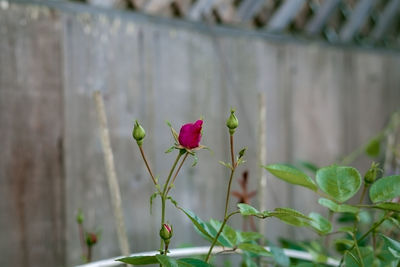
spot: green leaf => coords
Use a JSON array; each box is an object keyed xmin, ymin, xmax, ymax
[
  {"xmin": 167, "ymin": 196, "xmax": 178, "ymax": 206},
  {"xmin": 269, "ymin": 244, "xmax": 290, "ymax": 267},
  {"xmin": 318, "ymin": 198, "xmax": 359, "ymax": 213},
  {"xmin": 219, "ymin": 161, "xmax": 233, "ymax": 170},
  {"xmin": 299, "ymin": 242, "xmax": 328, "ymax": 263},
  {"xmin": 192, "ymin": 154, "xmax": 198, "ymax": 167},
  {"xmin": 336, "ymin": 226, "xmax": 355, "ymax": 233},
  {"xmin": 344, "ymin": 247, "xmax": 374, "ymax": 267},
  {"xmin": 369, "ymin": 175, "xmax": 400, "ymax": 203},
  {"xmin": 365, "ymin": 138, "xmax": 380, "ymax": 157},
  {"xmin": 238, "ymin": 147, "xmax": 247, "ymax": 159},
  {"xmin": 166, "ymin": 120, "xmax": 179, "ymax": 143},
  {"xmin": 375, "ymin": 202, "xmax": 400, "ymax": 212},
  {"xmin": 269, "ymin": 208, "xmax": 311, "ymax": 227},
  {"xmin": 308, "ymin": 212, "xmax": 332, "ymax": 234},
  {"xmin": 238, "ymin": 232, "xmax": 263, "ymax": 243},
  {"xmin": 238, "ymin": 204, "xmax": 261, "ymax": 216},
  {"xmin": 177, "ymin": 258, "xmax": 212, "ymax": 267},
  {"xmin": 222, "ymin": 224, "xmax": 238, "ymax": 246},
  {"xmin": 175, "ymin": 206, "xmax": 213, "ymax": 241},
  {"xmin": 165, "ymin": 146, "xmax": 176, "ymax": 153},
  {"xmin": 316, "ymin": 165, "xmax": 362, "ymax": 203},
  {"xmin": 156, "ymin": 255, "xmax": 178, "ymax": 267},
  {"xmin": 380, "ymin": 234, "xmax": 400, "ymax": 257},
  {"xmin": 297, "ymin": 161, "xmax": 319, "ymax": 173},
  {"xmin": 237, "ymin": 243, "xmax": 272, "ymax": 257},
  {"xmin": 207, "ymin": 219, "xmax": 232, "ymax": 247},
  {"xmin": 334, "ymin": 238, "xmax": 354, "ymax": 247},
  {"xmin": 263, "ymin": 164, "xmax": 318, "ymax": 191},
  {"xmin": 116, "ymin": 255, "xmax": 159, "ymax": 265},
  {"xmin": 271, "ymin": 208, "xmax": 311, "ymax": 220},
  {"xmin": 150, "ymin": 192, "xmax": 158, "ymax": 214}
]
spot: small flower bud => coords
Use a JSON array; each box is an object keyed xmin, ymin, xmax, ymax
[
  {"xmin": 76, "ymin": 209, "xmax": 84, "ymax": 224},
  {"xmin": 226, "ymin": 109, "xmax": 239, "ymax": 135},
  {"xmin": 364, "ymin": 162, "xmax": 380, "ymax": 184},
  {"xmin": 159, "ymin": 223, "xmax": 173, "ymax": 241},
  {"xmin": 133, "ymin": 120, "xmax": 146, "ymax": 145},
  {"xmin": 86, "ymin": 232, "xmax": 98, "ymax": 247}
]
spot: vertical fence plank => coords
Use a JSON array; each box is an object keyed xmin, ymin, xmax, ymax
[{"xmin": 0, "ymin": 5, "xmax": 65, "ymax": 267}]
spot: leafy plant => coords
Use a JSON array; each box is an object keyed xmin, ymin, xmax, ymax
[{"xmin": 116, "ymin": 110, "xmax": 400, "ymax": 267}]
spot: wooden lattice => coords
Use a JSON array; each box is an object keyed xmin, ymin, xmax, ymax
[{"xmin": 84, "ymin": 0, "xmax": 400, "ymax": 48}]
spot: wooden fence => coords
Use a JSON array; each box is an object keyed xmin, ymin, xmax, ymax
[{"xmin": 0, "ymin": 1, "xmax": 399, "ymax": 266}]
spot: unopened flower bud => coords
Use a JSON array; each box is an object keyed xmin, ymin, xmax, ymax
[
  {"xmin": 364, "ymin": 162, "xmax": 380, "ymax": 184},
  {"xmin": 159, "ymin": 223, "xmax": 173, "ymax": 241},
  {"xmin": 76, "ymin": 209, "xmax": 84, "ymax": 224},
  {"xmin": 133, "ymin": 120, "xmax": 146, "ymax": 145},
  {"xmin": 86, "ymin": 232, "xmax": 98, "ymax": 246},
  {"xmin": 226, "ymin": 109, "xmax": 239, "ymax": 135}
]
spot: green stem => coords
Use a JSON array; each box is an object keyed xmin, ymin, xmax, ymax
[
  {"xmin": 358, "ymin": 185, "xmax": 368, "ymax": 205},
  {"xmin": 160, "ymin": 195, "xmax": 166, "ymax": 253},
  {"xmin": 339, "ymin": 212, "xmax": 390, "ymax": 266},
  {"xmin": 162, "ymin": 153, "xmax": 183, "ymax": 196},
  {"xmin": 139, "ymin": 145, "xmax": 158, "ymax": 187},
  {"xmin": 352, "ymin": 233, "xmax": 364, "ymax": 267},
  {"xmin": 159, "ymin": 152, "xmax": 183, "ymax": 255},
  {"xmin": 166, "ymin": 152, "xmax": 189, "ymax": 195},
  {"xmin": 204, "ymin": 211, "xmax": 239, "ymax": 262},
  {"xmin": 205, "ymin": 135, "xmax": 237, "ymax": 263},
  {"xmin": 352, "ymin": 184, "xmax": 369, "ymax": 231}
]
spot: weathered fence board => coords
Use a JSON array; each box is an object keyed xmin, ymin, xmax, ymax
[
  {"xmin": 0, "ymin": 1, "xmax": 399, "ymax": 267},
  {"xmin": 0, "ymin": 5, "xmax": 65, "ymax": 267}
]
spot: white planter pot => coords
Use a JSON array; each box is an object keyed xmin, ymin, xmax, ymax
[{"xmin": 75, "ymin": 246, "xmax": 340, "ymax": 267}]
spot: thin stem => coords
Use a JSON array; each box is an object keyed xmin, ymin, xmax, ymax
[
  {"xmin": 351, "ymin": 233, "xmax": 364, "ymax": 267},
  {"xmin": 139, "ymin": 145, "xmax": 158, "ymax": 187},
  {"xmin": 352, "ymin": 184, "xmax": 369, "ymax": 231},
  {"xmin": 162, "ymin": 153, "xmax": 183, "ymax": 196},
  {"xmin": 87, "ymin": 245, "xmax": 92, "ymax": 263},
  {"xmin": 324, "ymin": 210, "xmax": 333, "ymax": 248},
  {"xmin": 339, "ymin": 212, "xmax": 391, "ymax": 266},
  {"xmin": 160, "ymin": 196, "xmax": 166, "ymax": 253},
  {"xmin": 230, "ymin": 135, "xmax": 235, "ymax": 168},
  {"xmin": 166, "ymin": 152, "xmax": 189, "ymax": 195},
  {"xmin": 78, "ymin": 223, "xmax": 86, "ymax": 260},
  {"xmin": 372, "ymin": 231, "xmax": 376, "ymax": 252},
  {"xmin": 358, "ymin": 185, "xmax": 368, "ymax": 205},
  {"xmin": 159, "ymin": 152, "xmax": 183, "ymax": 255},
  {"xmin": 206, "ymin": 135, "xmax": 237, "ymax": 263},
  {"xmin": 205, "ymin": 211, "xmax": 239, "ymax": 262},
  {"xmin": 224, "ymin": 170, "xmax": 236, "ymax": 218}
]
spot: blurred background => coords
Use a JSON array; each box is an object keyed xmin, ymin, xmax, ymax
[{"xmin": 0, "ymin": 0, "xmax": 399, "ymax": 266}]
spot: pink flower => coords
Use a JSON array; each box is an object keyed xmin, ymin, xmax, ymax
[{"xmin": 178, "ymin": 120, "xmax": 203, "ymax": 149}]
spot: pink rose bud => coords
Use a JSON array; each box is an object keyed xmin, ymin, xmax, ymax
[
  {"xmin": 160, "ymin": 223, "xmax": 173, "ymax": 241},
  {"xmin": 178, "ymin": 120, "xmax": 203, "ymax": 149},
  {"xmin": 86, "ymin": 232, "xmax": 98, "ymax": 246}
]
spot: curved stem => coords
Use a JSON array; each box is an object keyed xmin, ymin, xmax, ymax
[
  {"xmin": 159, "ymin": 152, "xmax": 183, "ymax": 255},
  {"xmin": 205, "ymin": 211, "xmax": 239, "ymax": 262},
  {"xmin": 351, "ymin": 233, "xmax": 364, "ymax": 267},
  {"xmin": 166, "ymin": 152, "xmax": 189, "ymax": 195},
  {"xmin": 339, "ymin": 212, "xmax": 391, "ymax": 266},
  {"xmin": 139, "ymin": 145, "xmax": 158, "ymax": 187},
  {"xmin": 206, "ymin": 135, "xmax": 237, "ymax": 263},
  {"xmin": 162, "ymin": 153, "xmax": 183, "ymax": 196}
]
